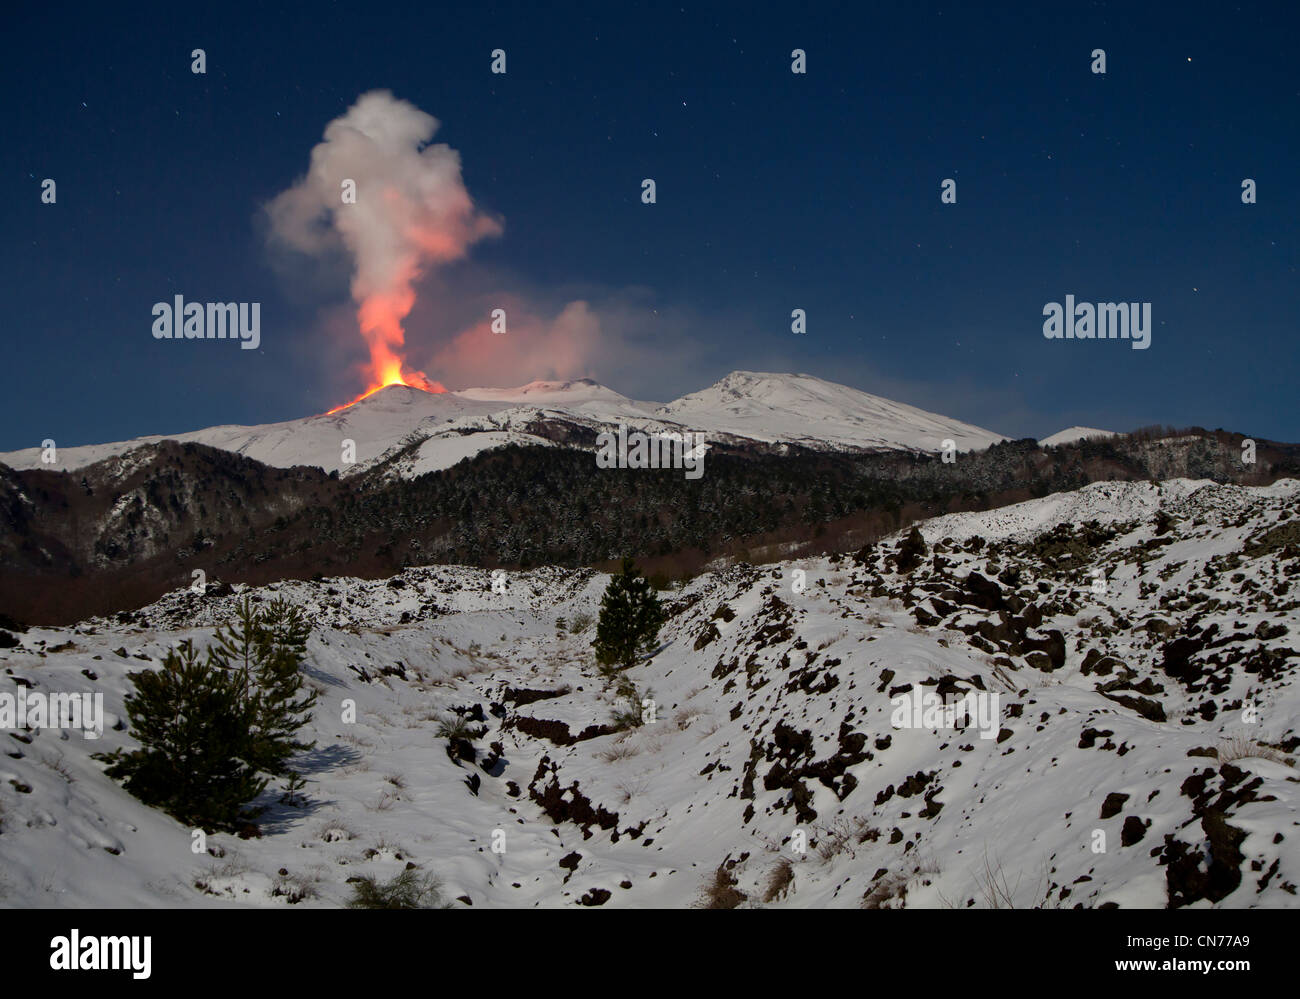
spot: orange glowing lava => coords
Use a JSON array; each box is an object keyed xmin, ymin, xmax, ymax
[
  {"xmin": 325, "ymin": 296, "xmax": 447, "ymax": 413},
  {"xmin": 325, "ymin": 366, "xmax": 447, "ymax": 413}
]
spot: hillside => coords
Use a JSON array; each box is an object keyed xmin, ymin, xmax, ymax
[
  {"xmin": 0, "ymin": 372, "xmax": 1007, "ymax": 477},
  {"xmin": 2, "ymin": 428, "xmax": 1297, "ymax": 626},
  {"xmin": 1, "ymin": 477, "xmax": 1297, "ymax": 908},
  {"xmin": 658, "ymin": 371, "xmax": 1007, "ymax": 453}
]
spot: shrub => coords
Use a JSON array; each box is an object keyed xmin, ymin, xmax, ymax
[
  {"xmin": 596, "ymin": 738, "xmax": 640, "ymax": 763},
  {"xmin": 272, "ymin": 873, "xmax": 318, "ymax": 904},
  {"xmin": 862, "ymin": 871, "xmax": 910, "ymax": 909},
  {"xmin": 610, "ymin": 691, "xmax": 648, "ymax": 731},
  {"xmin": 346, "ymin": 869, "xmax": 448, "ymax": 909},
  {"xmin": 695, "ymin": 864, "xmax": 747, "ymax": 909},
  {"xmin": 762, "ymin": 858, "xmax": 795, "ymax": 903},
  {"xmin": 435, "ymin": 714, "xmax": 484, "ymax": 741}
]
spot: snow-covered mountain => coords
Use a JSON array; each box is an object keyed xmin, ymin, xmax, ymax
[
  {"xmin": 363, "ymin": 379, "xmax": 665, "ymax": 479},
  {"xmin": 2, "ymin": 476, "xmax": 1296, "ymax": 908},
  {"xmin": 1040, "ymin": 426, "xmax": 1118, "ymax": 447},
  {"xmin": 0, "ymin": 372, "xmax": 1007, "ymax": 478},
  {"xmin": 0, "ymin": 386, "xmax": 496, "ymax": 477},
  {"xmin": 657, "ymin": 371, "xmax": 1007, "ymax": 453},
  {"xmin": 456, "ymin": 378, "xmax": 659, "ymax": 420}
]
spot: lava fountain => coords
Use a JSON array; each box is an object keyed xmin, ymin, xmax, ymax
[
  {"xmin": 264, "ymin": 90, "xmax": 501, "ymax": 415},
  {"xmin": 325, "ymin": 292, "xmax": 448, "ymax": 413}
]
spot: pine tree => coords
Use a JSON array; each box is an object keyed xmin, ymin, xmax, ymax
[
  {"xmin": 208, "ymin": 596, "xmax": 317, "ymax": 779},
  {"xmin": 98, "ymin": 598, "xmax": 318, "ymax": 830},
  {"xmin": 100, "ymin": 639, "xmax": 266, "ymax": 830},
  {"xmin": 593, "ymin": 557, "xmax": 666, "ymax": 670}
]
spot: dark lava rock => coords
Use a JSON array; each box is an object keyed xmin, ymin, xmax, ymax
[{"xmin": 1100, "ymin": 792, "xmax": 1130, "ymax": 819}]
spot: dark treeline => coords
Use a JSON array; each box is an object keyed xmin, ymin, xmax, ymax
[{"xmin": 2, "ymin": 428, "xmax": 1296, "ymax": 624}]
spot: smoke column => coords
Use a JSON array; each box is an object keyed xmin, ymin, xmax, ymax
[{"xmin": 266, "ymin": 90, "xmax": 501, "ymax": 407}]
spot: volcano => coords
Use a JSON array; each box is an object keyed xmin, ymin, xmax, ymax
[{"xmin": 0, "ymin": 372, "xmax": 1010, "ymax": 478}]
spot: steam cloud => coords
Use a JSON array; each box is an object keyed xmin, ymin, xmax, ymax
[{"xmin": 266, "ymin": 90, "xmax": 501, "ymax": 395}]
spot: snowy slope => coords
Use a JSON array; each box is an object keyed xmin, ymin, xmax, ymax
[
  {"xmin": 348, "ymin": 417, "xmax": 574, "ymax": 480},
  {"xmin": 3, "ymin": 477, "xmax": 1296, "ymax": 908},
  {"xmin": 0, "ymin": 372, "xmax": 1007, "ymax": 477},
  {"xmin": 1040, "ymin": 426, "xmax": 1118, "ymax": 447},
  {"xmin": 352, "ymin": 379, "xmax": 660, "ymax": 480},
  {"xmin": 455, "ymin": 378, "xmax": 660, "ymax": 421},
  {"xmin": 0, "ymin": 386, "xmax": 499, "ymax": 476},
  {"xmin": 913, "ymin": 479, "xmax": 1209, "ymax": 544},
  {"xmin": 657, "ymin": 371, "xmax": 1007, "ymax": 453}
]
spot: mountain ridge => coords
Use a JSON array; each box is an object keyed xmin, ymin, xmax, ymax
[
  {"xmin": 3, "ymin": 423, "xmax": 1295, "ymax": 627},
  {"xmin": 0, "ymin": 371, "xmax": 1007, "ymax": 476}
]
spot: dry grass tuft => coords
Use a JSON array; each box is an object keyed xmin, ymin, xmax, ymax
[
  {"xmin": 1217, "ymin": 733, "xmax": 1294, "ymax": 767},
  {"xmin": 762, "ymin": 858, "xmax": 796, "ymax": 903},
  {"xmin": 695, "ymin": 863, "xmax": 747, "ymax": 909}
]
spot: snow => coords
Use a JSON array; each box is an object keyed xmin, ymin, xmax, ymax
[
  {"xmin": 3, "ymin": 477, "xmax": 1296, "ymax": 908},
  {"xmin": 0, "ymin": 386, "xmax": 498, "ymax": 476},
  {"xmin": 1040, "ymin": 426, "xmax": 1118, "ymax": 447},
  {"xmin": 455, "ymin": 378, "xmax": 660, "ymax": 421},
  {"xmin": 656, "ymin": 371, "xmax": 1007, "ymax": 453},
  {"xmin": 917, "ymin": 479, "xmax": 1199, "ymax": 543},
  {"xmin": 376, "ymin": 429, "xmax": 558, "ymax": 480},
  {"xmin": 0, "ymin": 372, "xmax": 1008, "ymax": 477},
  {"xmin": 916, "ymin": 478, "xmax": 1300, "ymax": 545}
]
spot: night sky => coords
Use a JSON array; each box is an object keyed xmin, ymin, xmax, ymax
[{"xmin": 4, "ymin": 1, "xmax": 1297, "ymax": 451}]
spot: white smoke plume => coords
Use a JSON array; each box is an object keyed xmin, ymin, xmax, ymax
[{"xmin": 266, "ymin": 90, "xmax": 501, "ymax": 400}]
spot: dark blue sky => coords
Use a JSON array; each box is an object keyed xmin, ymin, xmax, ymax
[{"xmin": 4, "ymin": 1, "xmax": 1297, "ymax": 450}]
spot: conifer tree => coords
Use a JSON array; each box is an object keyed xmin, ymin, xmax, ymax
[
  {"xmin": 99, "ymin": 597, "xmax": 318, "ymax": 829},
  {"xmin": 208, "ymin": 596, "xmax": 317, "ymax": 779},
  {"xmin": 101, "ymin": 639, "xmax": 266, "ymax": 830},
  {"xmin": 593, "ymin": 557, "xmax": 666, "ymax": 670}
]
